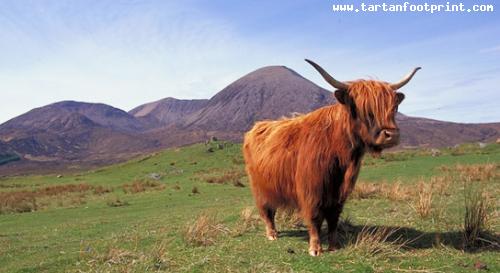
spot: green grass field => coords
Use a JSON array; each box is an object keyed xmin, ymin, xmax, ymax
[{"xmin": 0, "ymin": 142, "xmax": 498, "ymax": 273}]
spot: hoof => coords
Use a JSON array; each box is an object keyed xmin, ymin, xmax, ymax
[
  {"xmin": 327, "ymin": 246, "xmax": 337, "ymax": 252},
  {"xmin": 266, "ymin": 234, "xmax": 278, "ymax": 241},
  {"xmin": 266, "ymin": 230, "xmax": 278, "ymax": 241},
  {"xmin": 308, "ymin": 248, "xmax": 322, "ymax": 256}
]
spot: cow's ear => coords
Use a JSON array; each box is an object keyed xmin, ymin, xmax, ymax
[
  {"xmin": 395, "ymin": 92, "xmax": 405, "ymax": 105},
  {"xmin": 334, "ymin": 89, "xmax": 349, "ymax": 105}
]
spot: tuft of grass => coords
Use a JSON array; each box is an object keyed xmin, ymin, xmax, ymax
[
  {"xmin": 380, "ymin": 152, "xmax": 412, "ymax": 162},
  {"xmin": 440, "ymin": 163, "xmax": 498, "ymax": 182},
  {"xmin": 122, "ymin": 179, "xmax": 165, "ymax": 194},
  {"xmin": 0, "ymin": 183, "xmax": 98, "ymax": 213},
  {"xmin": 346, "ymin": 226, "xmax": 405, "ymax": 257},
  {"xmin": 463, "ymin": 182, "xmax": 490, "ymax": 249},
  {"xmin": 36, "ymin": 183, "xmax": 92, "ymax": 196},
  {"xmin": 233, "ymin": 207, "xmax": 261, "ymax": 236},
  {"xmin": 430, "ymin": 176, "xmax": 451, "ymax": 196},
  {"xmin": 0, "ymin": 191, "xmax": 37, "ymax": 213},
  {"xmin": 351, "ymin": 181, "xmax": 411, "ymax": 201},
  {"xmin": 412, "ymin": 181, "xmax": 433, "ymax": 219},
  {"xmin": 100, "ymin": 247, "xmax": 143, "ymax": 266},
  {"xmin": 231, "ymin": 156, "xmax": 245, "ymax": 165},
  {"xmin": 384, "ymin": 181, "xmax": 411, "ymax": 201},
  {"xmin": 232, "ymin": 179, "xmax": 245, "ymax": 187},
  {"xmin": 151, "ymin": 240, "xmax": 174, "ymax": 271},
  {"xmin": 183, "ymin": 213, "xmax": 229, "ymax": 246},
  {"xmin": 93, "ymin": 185, "xmax": 113, "ymax": 195},
  {"xmin": 70, "ymin": 194, "xmax": 87, "ymax": 206},
  {"xmin": 202, "ymin": 169, "xmax": 246, "ymax": 185},
  {"xmin": 351, "ymin": 183, "xmax": 381, "ymax": 199},
  {"xmin": 276, "ymin": 208, "xmax": 303, "ymax": 229},
  {"xmin": 106, "ymin": 196, "xmax": 129, "ymax": 207},
  {"xmin": 456, "ymin": 163, "xmax": 498, "ymax": 182}
]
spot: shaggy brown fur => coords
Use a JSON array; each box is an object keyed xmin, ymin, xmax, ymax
[{"xmin": 243, "ymin": 79, "xmax": 406, "ymax": 256}]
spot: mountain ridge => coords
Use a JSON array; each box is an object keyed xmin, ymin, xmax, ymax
[{"xmin": 1, "ymin": 65, "xmax": 498, "ymax": 174}]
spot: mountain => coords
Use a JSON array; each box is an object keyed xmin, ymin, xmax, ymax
[
  {"xmin": 0, "ymin": 101, "xmax": 145, "ymax": 134},
  {"xmin": 182, "ymin": 66, "xmax": 336, "ymax": 131},
  {"xmin": 129, "ymin": 97, "xmax": 208, "ymax": 128},
  {"xmin": 396, "ymin": 114, "xmax": 500, "ymax": 147},
  {"xmin": 0, "ymin": 66, "xmax": 498, "ymax": 174},
  {"xmin": 0, "ymin": 101, "xmax": 159, "ymax": 166}
]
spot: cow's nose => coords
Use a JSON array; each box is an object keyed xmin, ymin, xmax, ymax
[{"xmin": 381, "ymin": 129, "xmax": 399, "ymax": 142}]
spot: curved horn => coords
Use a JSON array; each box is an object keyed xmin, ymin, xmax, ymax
[
  {"xmin": 305, "ymin": 59, "xmax": 349, "ymax": 90},
  {"xmin": 390, "ymin": 67, "xmax": 422, "ymax": 90}
]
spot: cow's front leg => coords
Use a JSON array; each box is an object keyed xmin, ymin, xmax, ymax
[
  {"xmin": 325, "ymin": 204, "xmax": 344, "ymax": 251},
  {"xmin": 257, "ymin": 205, "xmax": 277, "ymax": 240},
  {"xmin": 305, "ymin": 212, "xmax": 324, "ymax": 256}
]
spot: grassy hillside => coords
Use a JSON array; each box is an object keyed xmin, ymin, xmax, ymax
[{"xmin": 0, "ymin": 142, "xmax": 498, "ymax": 273}]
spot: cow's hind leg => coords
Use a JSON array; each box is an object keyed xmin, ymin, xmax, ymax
[
  {"xmin": 325, "ymin": 204, "xmax": 344, "ymax": 251},
  {"xmin": 257, "ymin": 204, "xmax": 277, "ymax": 240}
]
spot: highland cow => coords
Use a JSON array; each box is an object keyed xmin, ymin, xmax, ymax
[{"xmin": 243, "ymin": 59, "xmax": 420, "ymax": 256}]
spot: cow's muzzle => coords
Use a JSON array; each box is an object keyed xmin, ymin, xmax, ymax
[{"xmin": 377, "ymin": 128, "xmax": 400, "ymax": 148}]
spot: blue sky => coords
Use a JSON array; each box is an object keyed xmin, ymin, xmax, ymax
[{"xmin": 0, "ymin": 0, "xmax": 499, "ymax": 123}]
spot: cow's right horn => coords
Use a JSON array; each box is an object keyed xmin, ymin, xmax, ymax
[
  {"xmin": 390, "ymin": 67, "xmax": 422, "ymax": 90},
  {"xmin": 305, "ymin": 59, "xmax": 349, "ymax": 90}
]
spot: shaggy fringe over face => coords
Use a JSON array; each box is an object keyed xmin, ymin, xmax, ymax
[{"xmin": 347, "ymin": 80, "xmax": 400, "ymax": 130}]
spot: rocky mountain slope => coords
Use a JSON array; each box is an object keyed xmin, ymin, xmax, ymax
[
  {"xmin": 129, "ymin": 97, "xmax": 208, "ymax": 128},
  {"xmin": 0, "ymin": 101, "xmax": 159, "ymax": 163},
  {"xmin": 181, "ymin": 66, "xmax": 336, "ymax": 131}
]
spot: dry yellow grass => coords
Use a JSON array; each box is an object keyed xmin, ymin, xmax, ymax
[
  {"xmin": 202, "ymin": 169, "xmax": 246, "ymax": 185},
  {"xmin": 151, "ymin": 240, "xmax": 175, "ymax": 271},
  {"xmin": 439, "ymin": 163, "xmax": 498, "ymax": 182},
  {"xmin": 232, "ymin": 207, "xmax": 261, "ymax": 236},
  {"xmin": 412, "ymin": 181, "xmax": 433, "ymax": 219},
  {"xmin": 351, "ymin": 181, "xmax": 411, "ymax": 201},
  {"xmin": 184, "ymin": 213, "xmax": 229, "ymax": 246},
  {"xmin": 276, "ymin": 208, "xmax": 303, "ymax": 229},
  {"xmin": 430, "ymin": 176, "xmax": 451, "ymax": 196},
  {"xmin": 345, "ymin": 225, "xmax": 405, "ymax": 257},
  {"xmin": 122, "ymin": 179, "xmax": 165, "ymax": 194},
  {"xmin": 351, "ymin": 183, "xmax": 381, "ymax": 199}
]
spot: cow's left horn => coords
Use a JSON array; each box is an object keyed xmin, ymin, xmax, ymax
[
  {"xmin": 305, "ymin": 59, "xmax": 349, "ymax": 90},
  {"xmin": 390, "ymin": 67, "xmax": 422, "ymax": 90}
]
